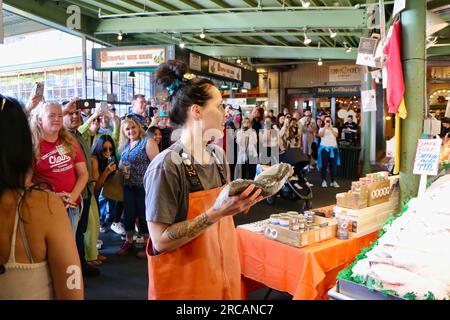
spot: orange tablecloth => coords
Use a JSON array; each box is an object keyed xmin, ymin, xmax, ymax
[{"xmin": 237, "ymin": 228, "xmax": 377, "ymax": 300}]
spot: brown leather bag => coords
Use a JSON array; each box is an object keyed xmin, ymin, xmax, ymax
[{"xmin": 102, "ymin": 171, "xmax": 124, "ymax": 202}]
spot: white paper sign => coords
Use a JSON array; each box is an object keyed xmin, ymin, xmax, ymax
[
  {"xmin": 361, "ymin": 89, "xmax": 377, "ymax": 112},
  {"xmin": 209, "ymin": 59, "xmax": 242, "ymax": 81},
  {"xmin": 392, "ymin": 0, "xmax": 406, "ymax": 18},
  {"xmin": 189, "ymin": 53, "xmax": 202, "ymax": 72},
  {"xmin": 98, "ymin": 47, "xmax": 166, "ymax": 69},
  {"xmin": 329, "ymin": 65, "xmax": 361, "ymax": 82},
  {"xmin": 413, "ymin": 139, "xmax": 442, "ymax": 176},
  {"xmin": 356, "ymin": 37, "xmax": 379, "ymax": 67}
]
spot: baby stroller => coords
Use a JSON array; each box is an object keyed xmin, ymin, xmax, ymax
[{"xmin": 257, "ymin": 148, "xmax": 313, "ymax": 212}]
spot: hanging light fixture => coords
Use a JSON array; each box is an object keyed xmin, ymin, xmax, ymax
[
  {"xmin": 179, "ymin": 34, "xmax": 185, "ymax": 48},
  {"xmin": 300, "ymin": 0, "xmax": 311, "ymax": 8},
  {"xmin": 303, "ymin": 30, "xmax": 311, "ymax": 45},
  {"xmin": 236, "ymin": 58, "xmax": 242, "ymax": 64},
  {"xmin": 318, "ymin": 58, "xmax": 323, "ymax": 66},
  {"xmin": 329, "ymin": 29, "xmax": 337, "ymax": 38},
  {"xmin": 344, "ymin": 41, "xmax": 352, "ymax": 53},
  {"xmin": 128, "ymin": 72, "xmax": 136, "ymax": 79},
  {"xmin": 199, "ymin": 29, "xmax": 206, "ymax": 39},
  {"xmin": 117, "ymin": 31, "xmax": 123, "ymax": 41}
]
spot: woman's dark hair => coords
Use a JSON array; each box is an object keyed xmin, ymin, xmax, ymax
[
  {"xmin": 91, "ymin": 135, "xmax": 117, "ymax": 174},
  {"xmin": 147, "ymin": 126, "xmax": 162, "ymax": 151},
  {"xmin": 0, "ymin": 95, "xmax": 33, "ymax": 197},
  {"xmin": 156, "ymin": 60, "xmax": 215, "ymax": 126}
]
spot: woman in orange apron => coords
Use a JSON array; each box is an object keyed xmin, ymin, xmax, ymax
[{"xmin": 144, "ymin": 60, "xmax": 264, "ymax": 300}]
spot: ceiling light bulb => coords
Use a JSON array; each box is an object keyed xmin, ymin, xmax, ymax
[
  {"xmin": 117, "ymin": 32, "xmax": 123, "ymax": 41},
  {"xmin": 179, "ymin": 39, "xmax": 185, "ymax": 48},
  {"xmin": 329, "ymin": 29, "xmax": 337, "ymax": 38},
  {"xmin": 300, "ymin": 0, "xmax": 311, "ymax": 8},
  {"xmin": 318, "ymin": 58, "xmax": 323, "ymax": 66},
  {"xmin": 303, "ymin": 32, "xmax": 311, "ymax": 45},
  {"xmin": 236, "ymin": 58, "xmax": 242, "ymax": 64},
  {"xmin": 200, "ymin": 30, "xmax": 206, "ymax": 39},
  {"xmin": 346, "ymin": 47, "xmax": 352, "ymax": 53}
]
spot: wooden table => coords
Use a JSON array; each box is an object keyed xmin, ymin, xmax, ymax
[{"xmin": 237, "ymin": 226, "xmax": 377, "ymax": 300}]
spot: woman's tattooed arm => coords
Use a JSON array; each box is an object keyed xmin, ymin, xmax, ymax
[{"xmin": 166, "ymin": 213, "xmax": 214, "ymax": 240}]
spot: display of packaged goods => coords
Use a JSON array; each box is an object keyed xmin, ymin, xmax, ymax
[
  {"xmin": 341, "ymin": 174, "xmax": 450, "ymax": 300},
  {"xmin": 265, "ymin": 216, "xmax": 337, "ymax": 248},
  {"xmin": 334, "ymin": 198, "xmax": 399, "ymax": 238},
  {"xmin": 336, "ymin": 172, "xmax": 392, "ymax": 210}
]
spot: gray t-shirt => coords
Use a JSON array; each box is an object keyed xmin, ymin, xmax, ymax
[{"xmin": 144, "ymin": 141, "xmax": 230, "ymax": 224}]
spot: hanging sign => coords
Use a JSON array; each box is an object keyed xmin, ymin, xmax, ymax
[
  {"xmin": 392, "ymin": 0, "xmax": 406, "ymax": 18},
  {"xmin": 94, "ymin": 47, "xmax": 166, "ymax": 70},
  {"xmin": 356, "ymin": 37, "xmax": 379, "ymax": 67},
  {"xmin": 189, "ymin": 53, "xmax": 202, "ymax": 72},
  {"xmin": 329, "ymin": 65, "xmax": 361, "ymax": 82},
  {"xmin": 413, "ymin": 139, "xmax": 442, "ymax": 176},
  {"xmin": 361, "ymin": 89, "xmax": 377, "ymax": 112},
  {"xmin": 209, "ymin": 59, "xmax": 242, "ymax": 81}
]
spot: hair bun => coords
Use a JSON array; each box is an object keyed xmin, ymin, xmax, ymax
[{"xmin": 156, "ymin": 60, "xmax": 188, "ymax": 88}]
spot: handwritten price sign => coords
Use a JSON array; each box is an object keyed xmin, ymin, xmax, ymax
[{"xmin": 413, "ymin": 139, "xmax": 442, "ymax": 176}]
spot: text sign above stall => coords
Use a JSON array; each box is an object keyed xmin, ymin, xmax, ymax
[
  {"xmin": 209, "ymin": 59, "xmax": 242, "ymax": 81},
  {"xmin": 94, "ymin": 47, "xmax": 166, "ymax": 70},
  {"xmin": 315, "ymin": 85, "xmax": 361, "ymax": 97},
  {"xmin": 413, "ymin": 139, "xmax": 442, "ymax": 176},
  {"xmin": 329, "ymin": 65, "xmax": 361, "ymax": 82}
]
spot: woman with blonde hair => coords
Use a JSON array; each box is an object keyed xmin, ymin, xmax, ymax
[
  {"xmin": 117, "ymin": 116, "xmax": 159, "ymax": 258},
  {"xmin": 29, "ymin": 101, "xmax": 88, "ymax": 234}
]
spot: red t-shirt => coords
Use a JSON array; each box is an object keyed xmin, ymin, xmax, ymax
[{"xmin": 33, "ymin": 136, "xmax": 85, "ymax": 204}]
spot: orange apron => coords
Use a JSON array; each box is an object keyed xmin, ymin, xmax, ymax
[{"xmin": 146, "ymin": 185, "xmax": 242, "ymax": 300}]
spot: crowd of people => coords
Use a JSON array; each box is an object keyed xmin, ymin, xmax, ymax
[{"xmin": 0, "ymin": 60, "xmax": 350, "ymax": 300}]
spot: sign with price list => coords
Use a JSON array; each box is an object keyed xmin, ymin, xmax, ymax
[{"xmin": 413, "ymin": 139, "xmax": 442, "ymax": 176}]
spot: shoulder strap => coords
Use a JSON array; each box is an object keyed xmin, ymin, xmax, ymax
[
  {"xmin": 179, "ymin": 149, "xmax": 204, "ymax": 192},
  {"xmin": 207, "ymin": 145, "xmax": 228, "ymax": 186}
]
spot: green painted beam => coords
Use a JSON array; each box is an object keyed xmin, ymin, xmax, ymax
[
  {"xmin": 83, "ymin": 0, "xmax": 135, "ymax": 13},
  {"xmin": 427, "ymin": 45, "xmax": 450, "ymax": 56},
  {"xmin": 242, "ymin": 0, "xmax": 258, "ymax": 7},
  {"xmin": 65, "ymin": 0, "xmax": 115, "ymax": 16},
  {"xmin": 95, "ymin": 10, "xmax": 367, "ymax": 34},
  {"xmin": 196, "ymin": 31, "xmax": 362, "ymax": 37},
  {"xmin": 3, "ymin": 20, "xmax": 49, "ymax": 37},
  {"xmin": 208, "ymin": 0, "xmax": 231, "ymax": 8},
  {"xmin": 271, "ymin": 35, "xmax": 291, "ymax": 46},
  {"xmin": 427, "ymin": 0, "xmax": 450, "ymax": 10},
  {"xmin": 178, "ymin": 0, "xmax": 206, "ymax": 10},
  {"xmin": 3, "ymin": 0, "xmax": 101, "ymax": 40},
  {"xmin": 146, "ymin": 0, "xmax": 180, "ymax": 11},
  {"xmin": 116, "ymin": 0, "xmax": 152, "ymax": 11},
  {"xmin": 187, "ymin": 45, "xmax": 357, "ymax": 59}
]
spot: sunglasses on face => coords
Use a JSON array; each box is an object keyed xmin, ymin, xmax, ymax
[{"xmin": 102, "ymin": 147, "xmax": 114, "ymax": 152}]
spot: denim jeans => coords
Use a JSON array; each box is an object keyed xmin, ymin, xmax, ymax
[
  {"xmin": 320, "ymin": 149, "xmax": 337, "ymax": 182},
  {"xmin": 67, "ymin": 206, "xmax": 81, "ymax": 236},
  {"xmin": 123, "ymin": 185, "xmax": 148, "ymax": 236},
  {"xmin": 98, "ymin": 190, "xmax": 116, "ymax": 225}
]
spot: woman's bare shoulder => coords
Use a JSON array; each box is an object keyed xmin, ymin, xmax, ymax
[{"xmin": 24, "ymin": 189, "xmax": 66, "ymax": 219}]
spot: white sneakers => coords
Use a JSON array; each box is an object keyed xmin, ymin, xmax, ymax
[
  {"xmin": 322, "ymin": 181, "xmax": 340, "ymax": 188},
  {"xmin": 111, "ymin": 222, "xmax": 126, "ymax": 235},
  {"xmin": 330, "ymin": 181, "xmax": 340, "ymax": 188}
]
